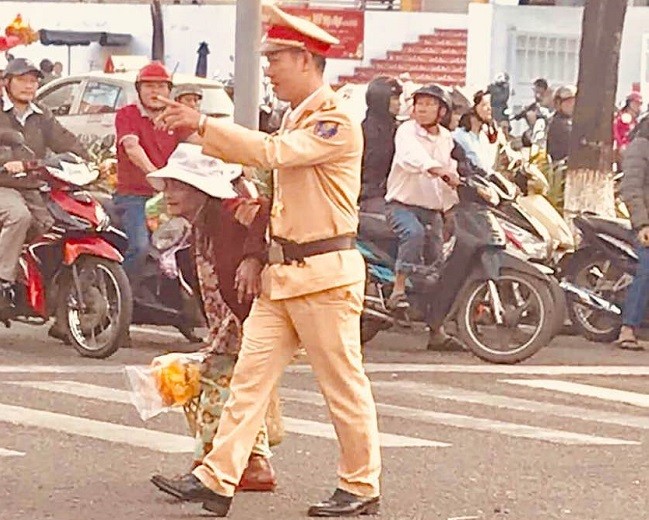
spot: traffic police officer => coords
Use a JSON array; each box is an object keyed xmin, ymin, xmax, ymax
[{"xmin": 155, "ymin": 4, "xmax": 381, "ymax": 518}]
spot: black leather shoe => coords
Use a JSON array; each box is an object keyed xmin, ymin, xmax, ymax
[
  {"xmin": 155, "ymin": 473, "xmax": 232, "ymax": 516},
  {"xmin": 308, "ymin": 488, "xmax": 380, "ymax": 517},
  {"xmin": 150, "ymin": 474, "xmax": 184, "ymax": 499}
]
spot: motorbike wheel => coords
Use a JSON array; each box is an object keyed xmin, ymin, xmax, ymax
[
  {"xmin": 455, "ymin": 268, "xmax": 555, "ymax": 364},
  {"xmin": 58, "ymin": 257, "xmax": 133, "ymax": 359},
  {"xmin": 564, "ymin": 248, "xmax": 625, "ymax": 343}
]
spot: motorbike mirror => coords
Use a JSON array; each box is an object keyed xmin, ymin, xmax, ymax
[{"xmin": 0, "ymin": 130, "xmax": 25, "ymax": 148}]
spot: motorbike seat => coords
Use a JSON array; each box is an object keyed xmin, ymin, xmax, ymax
[
  {"xmin": 359, "ymin": 212, "xmax": 395, "ymax": 241},
  {"xmin": 582, "ymin": 215, "xmax": 636, "ymax": 244}
]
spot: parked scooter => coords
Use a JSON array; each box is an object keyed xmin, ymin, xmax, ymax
[
  {"xmin": 563, "ymin": 214, "xmax": 639, "ymax": 343},
  {"xmin": 91, "ymin": 192, "xmax": 205, "ymax": 342},
  {"xmin": 0, "ymin": 131, "xmax": 131, "ymax": 358},
  {"xmin": 359, "ymin": 173, "xmax": 558, "ymax": 364}
]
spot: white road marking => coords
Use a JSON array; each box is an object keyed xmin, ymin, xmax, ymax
[
  {"xmin": 129, "ymin": 326, "xmax": 187, "ymax": 339},
  {"xmin": 373, "ymin": 381, "xmax": 649, "ymax": 430},
  {"xmin": 0, "ymin": 365, "xmax": 129, "ymax": 374},
  {"xmin": 281, "ymin": 388, "xmax": 638, "ymax": 446},
  {"xmin": 0, "ymin": 448, "xmax": 25, "ymax": 457},
  {"xmin": 6, "ymin": 381, "xmax": 445, "ymax": 448},
  {"xmin": 288, "ymin": 364, "xmax": 649, "ymax": 376},
  {"xmin": 4, "ymin": 364, "xmax": 649, "ymax": 375},
  {"xmin": 502, "ymin": 379, "xmax": 649, "ymax": 408},
  {"xmin": 0, "ymin": 402, "xmax": 194, "ymax": 453}
]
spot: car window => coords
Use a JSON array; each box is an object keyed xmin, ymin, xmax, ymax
[
  {"xmin": 79, "ymin": 81, "xmax": 124, "ymax": 115},
  {"xmin": 37, "ymin": 81, "xmax": 82, "ymax": 116}
]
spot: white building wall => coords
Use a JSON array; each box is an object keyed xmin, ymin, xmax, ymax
[{"xmin": 1, "ymin": 3, "xmax": 468, "ymax": 84}]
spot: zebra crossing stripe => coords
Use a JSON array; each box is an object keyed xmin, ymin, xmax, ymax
[
  {"xmin": 501, "ymin": 380, "xmax": 649, "ymax": 408},
  {"xmin": 0, "ymin": 402, "xmax": 194, "ymax": 453},
  {"xmin": 0, "ymin": 448, "xmax": 25, "ymax": 457},
  {"xmin": 281, "ymin": 388, "xmax": 638, "ymax": 446},
  {"xmin": 372, "ymin": 381, "xmax": 649, "ymax": 430},
  {"xmin": 5, "ymin": 381, "xmax": 445, "ymax": 448}
]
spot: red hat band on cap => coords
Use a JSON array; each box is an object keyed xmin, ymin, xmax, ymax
[{"xmin": 266, "ymin": 24, "xmax": 332, "ymax": 56}]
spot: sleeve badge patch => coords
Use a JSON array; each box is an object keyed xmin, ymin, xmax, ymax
[{"xmin": 314, "ymin": 121, "xmax": 339, "ymax": 139}]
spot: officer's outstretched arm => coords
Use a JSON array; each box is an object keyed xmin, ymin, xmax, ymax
[{"xmin": 201, "ymin": 113, "xmax": 358, "ymax": 169}]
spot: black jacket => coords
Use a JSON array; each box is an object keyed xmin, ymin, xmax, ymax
[
  {"xmin": 547, "ymin": 112, "xmax": 572, "ymax": 162},
  {"xmin": 621, "ymin": 119, "xmax": 649, "ymax": 230},
  {"xmin": 360, "ymin": 81, "xmax": 398, "ymax": 201}
]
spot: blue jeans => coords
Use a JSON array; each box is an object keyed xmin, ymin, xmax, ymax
[
  {"xmin": 113, "ymin": 194, "xmax": 150, "ymax": 279},
  {"xmin": 622, "ymin": 245, "xmax": 649, "ymax": 328},
  {"xmin": 385, "ymin": 201, "xmax": 443, "ymax": 275}
]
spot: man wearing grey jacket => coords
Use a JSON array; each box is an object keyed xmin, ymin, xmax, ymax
[{"xmin": 617, "ymin": 118, "xmax": 649, "ymax": 350}]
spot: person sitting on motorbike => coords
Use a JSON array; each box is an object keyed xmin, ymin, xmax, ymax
[
  {"xmin": 384, "ymin": 84, "xmax": 463, "ymax": 350},
  {"xmin": 145, "ymin": 143, "xmax": 279, "ymax": 494},
  {"xmin": 0, "ymin": 58, "xmax": 88, "ymax": 315},
  {"xmin": 452, "ymin": 108, "xmax": 493, "ymax": 173},
  {"xmin": 617, "ymin": 117, "xmax": 649, "ymax": 350},
  {"xmin": 614, "ymin": 92, "xmax": 643, "ymax": 164},
  {"xmin": 546, "ymin": 85, "xmax": 576, "ymax": 163},
  {"xmin": 173, "ymin": 84, "xmax": 203, "ymax": 111},
  {"xmin": 114, "ymin": 61, "xmax": 195, "ymax": 301},
  {"xmin": 360, "ymin": 76, "xmax": 402, "ymax": 208}
]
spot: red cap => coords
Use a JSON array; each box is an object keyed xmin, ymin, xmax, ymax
[
  {"xmin": 136, "ymin": 61, "xmax": 172, "ymax": 83},
  {"xmin": 261, "ymin": 4, "xmax": 339, "ymax": 57}
]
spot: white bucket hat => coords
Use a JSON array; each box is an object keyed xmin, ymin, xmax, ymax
[{"xmin": 147, "ymin": 143, "xmax": 241, "ymax": 199}]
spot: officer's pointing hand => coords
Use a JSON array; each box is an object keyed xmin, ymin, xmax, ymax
[{"xmin": 154, "ymin": 96, "xmax": 202, "ymax": 132}]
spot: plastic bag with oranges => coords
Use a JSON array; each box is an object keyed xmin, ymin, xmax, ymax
[{"xmin": 124, "ymin": 352, "xmax": 205, "ymax": 420}]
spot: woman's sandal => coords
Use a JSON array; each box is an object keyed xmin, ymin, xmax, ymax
[{"xmin": 615, "ymin": 338, "xmax": 645, "ymax": 351}]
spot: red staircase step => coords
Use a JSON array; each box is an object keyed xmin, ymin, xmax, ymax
[
  {"xmin": 402, "ymin": 43, "xmax": 466, "ymax": 56},
  {"xmin": 383, "ymin": 53, "xmax": 467, "ymax": 65},
  {"xmin": 434, "ymin": 28, "xmax": 468, "ymax": 38},
  {"xmin": 419, "ymin": 35, "xmax": 467, "ymax": 47},
  {"xmin": 368, "ymin": 62, "xmax": 466, "ymax": 75}
]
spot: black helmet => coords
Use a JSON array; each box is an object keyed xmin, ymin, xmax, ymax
[
  {"xmin": 2, "ymin": 58, "xmax": 43, "ymax": 80},
  {"xmin": 412, "ymin": 84, "xmax": 450, "ymax": 112}
]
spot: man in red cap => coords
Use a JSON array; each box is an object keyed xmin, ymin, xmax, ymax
[
  {"xmin": 113, "ymin": 61, "xmax": 193, "ymax": 304},
  {"xmin": 155, "ymin": 4, "xmax": 382, "ymax": 517}
]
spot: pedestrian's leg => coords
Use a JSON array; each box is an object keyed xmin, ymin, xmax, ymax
[
  {"xmin": 385, "ymin": 202, "xmax": 425, "ymax": 307},
  {"xmin": 113, "ymin": 195, "xmax": 149, "ymax": 286},
  {"xmin": 288, "ymin": 281, "xmax": 381, "ymax": 498},
  {"xmin": 619, "ymin": 246, "xmax": 649, "ymax": 349},
  {"xmin": 193, "ymin": 296, "xmax": 299, "ymax": 496},
  {"xmin": 0, "ymin": 188, "xmax": 32, "ymax": 283}
]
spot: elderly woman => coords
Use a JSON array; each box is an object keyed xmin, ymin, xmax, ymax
[{"xmin": 146, "ymin": 143, "xmax": 278, "ymax": 495}]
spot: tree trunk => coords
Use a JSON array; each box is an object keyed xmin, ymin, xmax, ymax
[
  {"xmin": 150, "ymin": 0, "xmax": 165, "ymax": 63},
  {"xmin": 564, "ymin": 0, "xmax": 627, "ymax": 222}
]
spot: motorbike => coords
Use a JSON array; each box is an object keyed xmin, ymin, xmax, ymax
[
  {"xmin": 563, "ymin": 213, "xmax": 640, "ymax": 343},
  {"xmin": 358, "ymin": 173, "xmax": 558, "ymax": 364},
  {"xmin": 0, "ymin": 130, "xmax": 131, "ymax": 358},
  {"xmin": 91, "ymin": 191, "xmax": 205, "ymax": 343}
]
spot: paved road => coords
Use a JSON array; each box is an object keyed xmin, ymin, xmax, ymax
[{"xmin": 1, "ymin": 324, "xmax": 649, "ymax": 520}]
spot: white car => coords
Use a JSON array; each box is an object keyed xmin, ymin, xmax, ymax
[{"xmin": 36, "ymin": 70, "xmax": 234, "ymax": 148}]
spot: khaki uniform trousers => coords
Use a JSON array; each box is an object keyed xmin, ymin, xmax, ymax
[
  {"xmin": 193, "ymin": 280, "xmax": 382, "ymax": 498},
  {"xmin": 0, "ymin": 187, "xmax": 32, "ymax": 282}
]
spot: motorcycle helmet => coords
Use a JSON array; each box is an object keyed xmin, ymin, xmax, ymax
[
  {"xmin": 136, "ymin": 61, "xmax": 173, "ymax": 87},
  {"xmin": 412, "ymin": 84, "xmax": 450, "ymax": 113},
  {"xmin": 172, "ymin": 84, "xmax": 203, "ymax": 101},
  {"xmin": 554, "ymin": 85, "xmax": 577, "ymax": 102}
]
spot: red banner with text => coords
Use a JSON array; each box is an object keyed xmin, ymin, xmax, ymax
[{"xmin": 263, "ymin": 7, "xmax": 364, "ymax": 60}]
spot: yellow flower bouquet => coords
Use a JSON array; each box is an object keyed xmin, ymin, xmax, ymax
[{"xmin": 124, "ymin": 352, "xmax": 205, "ymax": 420}]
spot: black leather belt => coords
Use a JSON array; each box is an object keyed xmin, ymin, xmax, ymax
[{"xmin": 269, "ymin": 235, "xmax": 357, "ymax": 265}]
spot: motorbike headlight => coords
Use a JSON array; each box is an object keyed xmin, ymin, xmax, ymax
[{"xmin": 498, "ymin": 218, "xmax": 550, "ymax": 260}]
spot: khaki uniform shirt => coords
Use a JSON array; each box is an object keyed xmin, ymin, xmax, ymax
[{"xmin": 201, "ymin": 85, "xmax": 365, "ymax": 300}]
